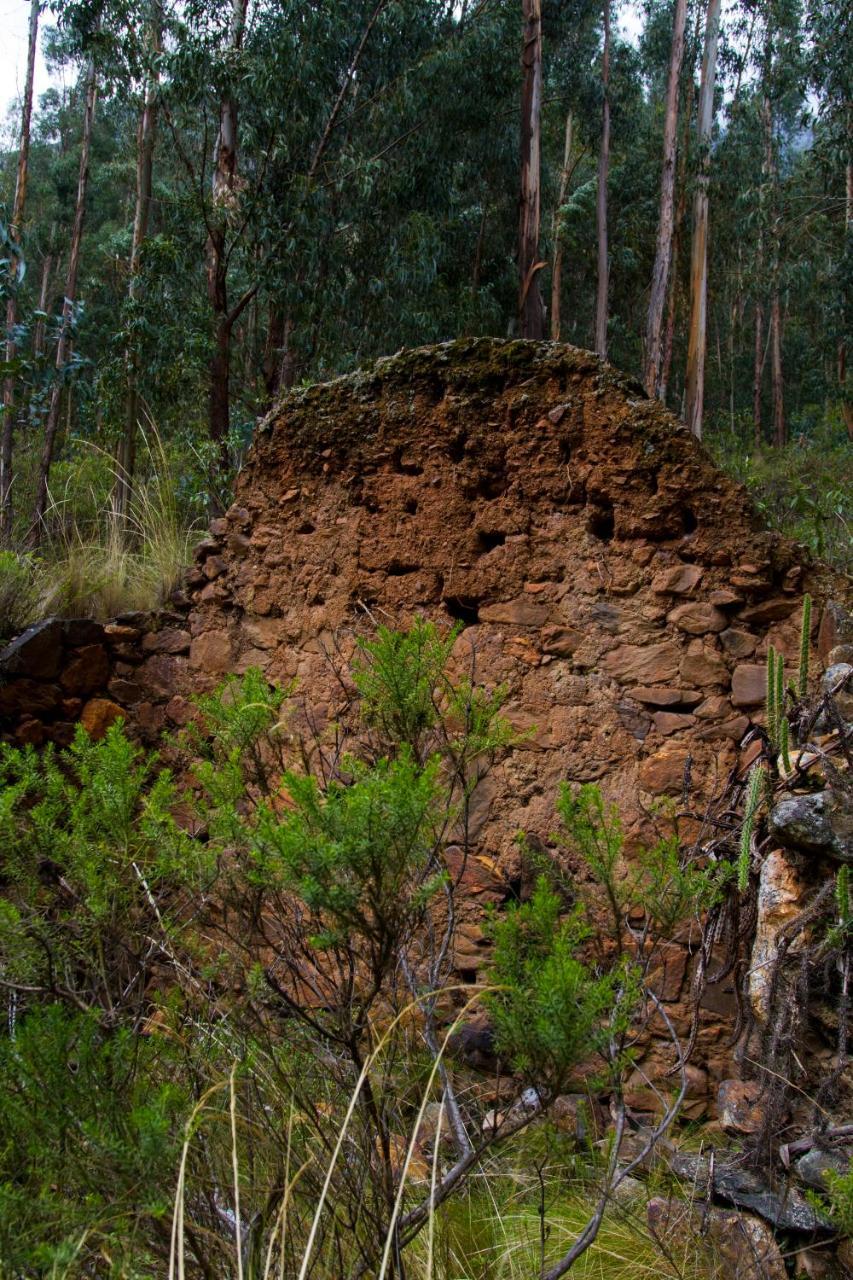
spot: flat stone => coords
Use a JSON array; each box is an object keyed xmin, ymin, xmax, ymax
[
  {"xmin": 720, "ymin": 628, "xmax": 758, "ymax": 659},
  {"xmin": 739, "ymin": 597, "xmax": 799, "ymax": 624},
  {"xmin": 601, "ymin": 641, "xmax": 681, "ymax": 686},
  {"xmin": 628, "ymin": 686, "xmax": 701, "ymax": 707},
  {"xmin": 651, "ymin": 564, "xmax": 703, "ymax": 594},
  {"xmin": 709, "ymin": 588, "xmax": 742, "ymax": 606},
  {"xmin": 653, "ymin": 711, "xmax": 695, "ymax": 735},
  {"xmin": 731, "ymin": 664, "xmax": 767, "ymax": 707},
  {"xmin": 695, "ymin": 694, "xmax": 731, "ymax": 719},
  {"xmin": 696, "ymin": 714, "xmax": 749, "ymax": 741},
  {"xmin": 668, "ymin": 602, "xmax": 728, "ymax": 634},
  {"xmin": 480, "ymin": 598, "xmax": 552, "ymax": 627},
  {"xmin": 141, "ymin": 627, "xmax": 191, "ymax": 655}
]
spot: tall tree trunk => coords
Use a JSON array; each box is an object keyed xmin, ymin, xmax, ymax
[
  {"xmin": 659, "ymin": 6, "xmax": 700, "ymax": 406},
  {"xmin": 1, "ymin": 0, "xmax": 39, "ymax": 545},
  {"xmin": 594, "ymin": 0, "xmax": 611, "ymax": 359},
  {"xmin": 643, "ymin": 0, "xmax": 689, "ymax": 397},
  {"xmin": 33, "ymin": 229, "xmax": 56, "ymax": 358},
  {"xmin": 762, "ymin": 93, "xmax": 785, "ymax": 447},
  {"xmin": 753, "ymin": 299, "xmax": 764, "ymax": 447},
  {"xmin": 206, "ymin": 0, "xmax": 249, "ymax": 467},
  {"xmin": 114, "ymin": 1, "xmax": 162, "ymax": 519},
  {"xmin": 31, "ymin": 57, "xmax": 98, "ymax": 546},
  {"xmin": 518, "ymin": 0, "xmax": 545, "ymax": 339},
  {"xmin": 684, "ymin": 0, "xmax": 722, "ymax": 439},
  {"xmin": 550, "ymin": 112, "xmax": 573, "ymax": 341},
  {"xmin": 841, "ymin": 136, "xmax": 852, "ymax": 441}
]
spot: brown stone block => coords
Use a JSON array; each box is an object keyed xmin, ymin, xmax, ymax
[
  {"xmin": 80, "ymin": 697, "xmax": 125, "ymax": 740},
  {"xmin": 731, "ymin": 663, "xmax": 766, "ymax": 707},
  {"xmin": 668, "ymin": 601, "xmax": 728, "ymax": 634},
  {"xmin": 601, "ymin": 641, "xmax": 681, "ymax": 686}
]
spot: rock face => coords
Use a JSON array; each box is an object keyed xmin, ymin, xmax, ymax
[
  {"xmin": 769, "ymin": 789, "xmax": 853, "ymax": 862},
  {"xmin": 0, "ymin": 338, "xmax": 848, "ymax": 1111}
]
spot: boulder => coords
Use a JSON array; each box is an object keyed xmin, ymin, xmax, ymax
[
  {"xmin": 669, "ymin": 1152, "xmax": 829, "ymax": 1232},
  {"xmin": 0, "ymin": 618, "xmax": 64, "ymax": 680},
  {"xmin": 768, "ymin": 789, "xmax": 853, "ymax": 862},
  {"xmin": 795, "ymin": 1145, "xmax": 851, "ymax": 1191},
  {"xmin": 646, "ymin": 1197, "xmax": 787, "ymax": 1279}
]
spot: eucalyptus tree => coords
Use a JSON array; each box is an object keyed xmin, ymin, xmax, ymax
[
  {"xmin": 1, "ymin": 0, "xmax": 40, "ymax": 545},
  {"xmin": 643, "ymin": 0, "xmax": 689, "ymax": 397},
  {"xmin": 684, "ymin": 0, "xmax": 722, "ymax": 439}
]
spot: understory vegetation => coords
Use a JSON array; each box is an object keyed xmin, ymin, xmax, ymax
[
  {"xmin": 0, "ymin": 621, "xmax": 736, "ymax": 1277},
  {"xmin": 1, "ymin": 616, "xmax": 849, "ymax": 1277}
]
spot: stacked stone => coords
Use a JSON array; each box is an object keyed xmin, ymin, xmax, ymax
[{"xmin": 0, "ymin": 608, "xmax": 194, "ymax": 745}]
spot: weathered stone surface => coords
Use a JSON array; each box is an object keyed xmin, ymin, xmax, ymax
[
  {"xmin": 817, "ymin": 599, "xmax": 853, "ymax": 662},
  {"xmin": 61, "ymin": 619, "xmax": 105, "ymax": 646},
  {"xmin": 717, "ymin": 1078, "xmax": 767, "ymax": 1135},
  {"xmin": 639, "ymin": 742, "xmax": 690, "ymax": 795},
  {"xmin": 59, "ymin": 644, "xmax": 110, "ymax": 695},
  {"xmin": 739, "ymin": 598, "xmax": 800, "ymax": 625},
  {"xmin": 680, "ymin": 641, "xmax": 729, "ymax": 687},
  {"xmin": 651, "ymin": 563, "xmax": 703, "ymax": 594},
  {"xmin": 768, "ymin": 789, "xmax": 853, "ymax": 861},
  {"xmin": 668, "ymin": 601, "xmax": 728, "ymax": 634},
  {"xmin": 628, "ymin": 686, "xmax": 701, "ymax": 707},
  {"xmin": 601, "ymin": 641, "xmax": 681, "ymax": 686},
  {"xmin": 80, "ymin": 697, "xmax": 125, "ymax": 740},
  {"xmin": 669, "ymin": 1152, "xmax": 829, "ymax": 1232},
  {"xmin": 750, "ymin": 849, "xmax": 810, "ymax": 1023},
  {"xmin": 0, "ymin": 619, "xmax": 64, "ymax": 679},
  {"xmin": 795, "ymin": 1146, "xmax": 851, "ymax": 1190},
  {"xmin": 479, "ymin": 598, "xmax": 552, "ymax": 627},
  {"xmin": 821, "ymin": 662, "xmax": 853, "ymax": 722},
  {"xmin": 189, "ymin": 629, "xmax": 234, "ymax": 673},
  {"xmin": 720, "ymin": 627, "xmax": 758, "ymax": 659},
  {"xmin": 141, "ymin": 627, "xmax": 191, "ymax": 655},
  {"xmin": 652, "ymin": 711, "xmax": 695, "ymax": 735},
  {"xmin": 540, "ymin": 625, "xmax": 582, "ymax": 657},
  {"xmin": 731, "ymin": 664, "xmax": 767, "ymax": 706}
]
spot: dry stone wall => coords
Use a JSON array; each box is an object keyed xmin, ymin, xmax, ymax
[{"xmin": 1, "ymin": 338, "xmax": 848, "ymax": 1117}]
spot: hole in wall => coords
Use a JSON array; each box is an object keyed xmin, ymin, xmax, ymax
[
  {"xmin": 459, "ymin": 968, "xmax": 478, "ymax": 985},
  {"xmin": 682, "ymin": 508, "xmax": 698, "ymax": 534},
  {"xmin": 403, "ymin": 497, "xmax": 418, "ymax": 515},
  {"xmin": 586, "ymin": 504, "xmax": 615, "ymax": 542},
  {"xmin": 387, "ymin": 561, "xmax": 418, "ymax": 577},
  {"xmin": 476, "ymin": 530, "xmax": 507, "ymax": 553},
  {"xmin": 296, "ymin": 520, "xmax": 316, "ymax": 534},
  {"xmin": 447, "ymin": 431, "xmax": 468, "ymax": 463},
  {"xmin": 391, "ymin": 447, "xmax": 423, "ymax": 476},
  {"xmin": 444, "ymin": 596, "xmax": 480, "ymax": 626}
]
